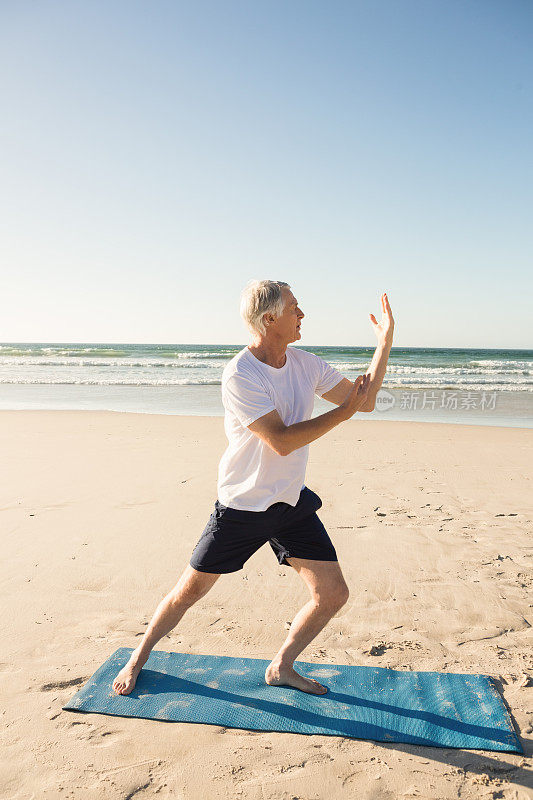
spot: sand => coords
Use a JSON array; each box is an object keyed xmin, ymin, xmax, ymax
[{"xmin": 1, "ymin": 410, "xmax": 532, "ymax": 799}]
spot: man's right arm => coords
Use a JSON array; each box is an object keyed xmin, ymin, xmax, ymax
[
  {"xmin": 248, "ymin": 373, "xmax": 371, "ymax": 456},
  {"xmin": 248, "ymin": 406, "xmax": 346, "ymax": 456}
]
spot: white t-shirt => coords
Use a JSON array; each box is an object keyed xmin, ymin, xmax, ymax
[{"xmin": 217, "ymin": 346, "xmax": 344, "ymax": 511}]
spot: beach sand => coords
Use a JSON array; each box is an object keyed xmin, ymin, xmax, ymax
[{"xmin": 1, "ymin": 411, "xmax": 532, "ymax": 799}]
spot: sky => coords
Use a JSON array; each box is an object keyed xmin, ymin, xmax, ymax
[{"xmin": 1, "ymin": 0, "xmax": 532, "ymax": 348}]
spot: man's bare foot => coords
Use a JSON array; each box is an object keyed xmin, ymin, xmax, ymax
[
  {"xmin": 112, "ymin": 653, "xmax": 146, "ymax": 695},
  {"xmin": 265, "ymin": 660, "xmax": 328, "ymax": 695}
]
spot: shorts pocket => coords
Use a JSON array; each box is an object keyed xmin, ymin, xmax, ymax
[
  {"xmin": 305, "ymin": 487, "xmax": 323, "ymax": 512},
  {"xmin": 214, "ymin": 501, "xmax": 249, "ymax": 522},
  {"xmin": 215, "ymin": 500, "xmax": 229, "ymax": 518}
]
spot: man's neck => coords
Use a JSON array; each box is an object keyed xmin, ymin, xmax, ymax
[{"xmin": 248, "ymin": 338, "xmax": 288, "ymax": 369}]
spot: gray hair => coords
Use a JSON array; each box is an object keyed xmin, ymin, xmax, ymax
[{"xmin": 240, "ymin": 279, "xmax": 291, "ymax": 336}]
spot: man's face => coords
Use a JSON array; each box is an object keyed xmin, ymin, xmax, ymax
[{"xmin": 268, "ymin": 288, "xmax": 304, "ymax": 343}]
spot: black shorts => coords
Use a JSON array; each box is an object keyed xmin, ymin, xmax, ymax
[{"xmin": 189, "ymin": 486, "xmax": 338, "ymax": 574}]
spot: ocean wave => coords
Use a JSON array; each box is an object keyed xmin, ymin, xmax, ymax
[
  {"xmin": 174, "ymin": 350, "xmax": 239, "ymax": 358},
  {"xmin": 329, "ymin": 362, "xmax": 532, "ymax": 375},
  {"xmin": 0, "ymin": 347, "xmax": 240, "ymax": 359},
  {"xmin": 469, "ymin": 359, "xmax": 533, "ymax": 368},
  {"xmin": 20, "ymin": 348, "xmax": 132, "ymax": 357},
  {"xmin": 384, "ymin": 374, "xmax": 533, "ymax": 385},
  {"xmin": 387, "ymin": 365, "xmax": 531, "ymax": 375},
  {"xmin": 4, "ymin": 357, "xmax": 529, "ymax": 376},
  {"xmin": 0, "ymin": 378, "xmax": 223, "ymax": 386},
  {"xmin": 383, "ymin": 384, "xmax": 533, "ymax": 393},
  {"xmin": 0, "ymin": 358, "xmax": 225, "ymax": 368},
  {"xmin": 0, "ymin": 377, "xmax": 531, "ymax": 392}
]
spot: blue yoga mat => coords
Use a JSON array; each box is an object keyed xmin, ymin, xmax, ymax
[{"xmin": 63, "ymin": 648, "xmax": 522, "ymax": 752}]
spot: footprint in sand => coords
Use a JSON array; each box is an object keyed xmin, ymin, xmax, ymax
[
  {"xmin": 363, "ymin": 643, "xmax": 391, "ymax": 657},
  {"xmin": 364, "ymin": 641, "xmax": 424, "ymax": 657},
  {"xmin": 66, "ymin": 720, "xmax": 116, "ymax": 745},
  {"xmin": 40, "ymin": 676, "xmax": 87, "ymax": 692},
  {"xmin": 95, "ymin": 730, "xmax": 122, "ymax": 748}
]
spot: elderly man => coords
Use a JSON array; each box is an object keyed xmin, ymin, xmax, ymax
[{"xmin": 113, "ymin": 280, "xmax": 394, "ymax": 696}]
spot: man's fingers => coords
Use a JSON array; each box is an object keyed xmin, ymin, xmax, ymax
[
  {"xmin": 354, "ymin": 374, "xmax": 371, "ymax": 395},
  {"xmin": 351, "ymin": 376, "xmax": 363, "ymax": 396}
]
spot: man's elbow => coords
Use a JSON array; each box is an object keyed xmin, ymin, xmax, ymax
[
  {"xmin": 272, "ymin": 431, "xmax": 293, "ymax": 456},
  {"xmin": 275, "ymin": 438, "xmax": 292, "ymax": 456}
]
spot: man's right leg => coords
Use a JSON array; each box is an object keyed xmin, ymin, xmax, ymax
[{"xmin": 113, "ymin": 565, "xmax": 220, "ymax": 695}]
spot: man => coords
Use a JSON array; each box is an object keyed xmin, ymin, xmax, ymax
[{"xmin": 113, "ymin": 280, "xmax": 394, "ymax": 696}]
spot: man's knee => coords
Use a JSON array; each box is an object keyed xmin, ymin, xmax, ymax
[{"xmin": 315, "ymin": 581, "xmax": 350, "ymax": 612}]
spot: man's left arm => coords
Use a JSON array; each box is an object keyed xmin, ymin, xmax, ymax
[{"xmin": 321, "ymin": 292, "xmax": 394, "ymax": 413}]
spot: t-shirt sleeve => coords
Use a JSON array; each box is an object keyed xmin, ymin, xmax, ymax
[
  {"xmin": 313, "ymin": 354, "xmax": 345, "ymax": 397},
  {"xmin": 223, "ymin": 372, "xmax": 276, "ymax": 427}
]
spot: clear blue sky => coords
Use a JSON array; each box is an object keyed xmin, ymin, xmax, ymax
[{"xmin": 1, "ymin": 0, "xmax": 531, "ymax": 347}]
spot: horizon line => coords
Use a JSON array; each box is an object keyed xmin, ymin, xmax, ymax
[{"xmin": 1, "ymin": 341, "xmax": 532, "ymax": 352}]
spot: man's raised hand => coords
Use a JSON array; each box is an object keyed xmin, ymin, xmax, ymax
[
  {"xmin": 369, "ymin": 292, "xmax": 394, "ymax": 347},
  {"xmin": 339, "ymin": 374, "xmax": 371, "ymax": 420}
]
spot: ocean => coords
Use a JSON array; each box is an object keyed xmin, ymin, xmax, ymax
[{"xmin": 1, "ymin": 343, "xmax": 532, "ymax": 428}]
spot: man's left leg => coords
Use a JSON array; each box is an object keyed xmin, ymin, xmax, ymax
[{"xmin": 265, "ymin": 558, "xmax": 349, "ymax": 694}]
